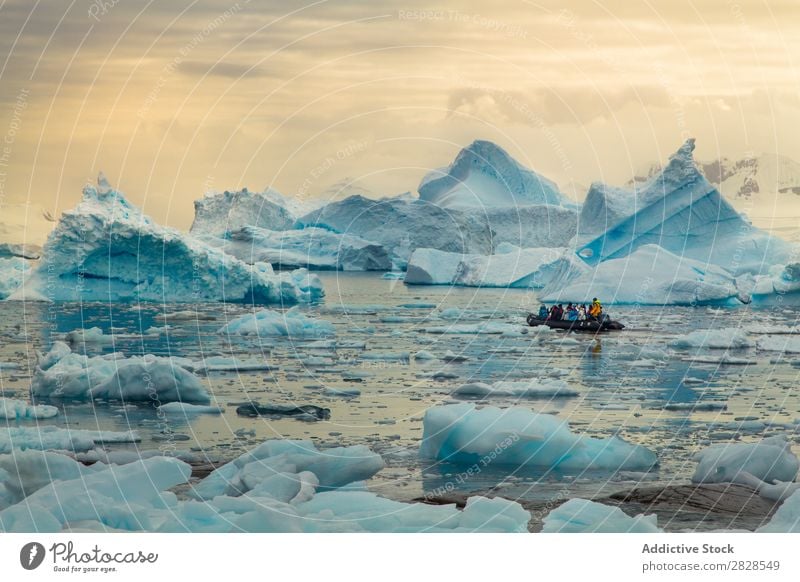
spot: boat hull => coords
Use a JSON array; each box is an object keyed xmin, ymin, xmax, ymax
[{"xmin": 526, "ymin": 315, "xmax": 625, "ymax": 332}]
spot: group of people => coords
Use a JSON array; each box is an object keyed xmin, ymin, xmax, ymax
[{"xmin": 538, "ymin": 298, "xmax": 603, "ymax": 322}]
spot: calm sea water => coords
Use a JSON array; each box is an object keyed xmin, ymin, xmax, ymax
[{"xmin": 2, "ymin": 272, "xmax": 799, "ymax": 507}]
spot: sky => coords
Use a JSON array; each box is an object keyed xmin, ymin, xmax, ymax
[{"xmin": 1, "ymin": 0, "xmax": 799, "ymax": 229}]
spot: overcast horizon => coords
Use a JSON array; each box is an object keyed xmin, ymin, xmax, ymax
[{"xmin": 1, "ymin": 0, "xmax": 800, "ymax": 229}]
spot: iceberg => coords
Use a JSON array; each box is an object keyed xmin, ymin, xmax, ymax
[
  {"xmin": 542, "ymin": 498, "xmax": 661, "ymax": 533},
  {"xmin": 219, "ymin": 308, "xmax": 335, "ymax": 337},
  {"xmin": 9, "ymin": 174, "xmax": 323, "ymax": 304},
  {"xmin": 405, "ymin": 246, "xmax": 565, "ymax": 288},
  {"xmin": 541, "ymin": 244, "xmax": 741, "ymax": 305},
  {"xmin": 298, "ymin": 194, "xmax": 576, "ymax": 268},
  {"xmin": 0, "ymin": 257, "xmax": 29, "ymax": 300},
  {"xmin": 421, "ymin": 403, "xmax": 657, "ymax": 472},
  {"xmin": 576, "ymin": 139, "xmax": 793, "ymax": 274},
  {"xmin": 31, "ymin": 341, "xmax": 210, "ymax": 404},
  {"xmin": 204, "ymin": 225, "xmax": 392, "ymax": 271},
  {"xmin": 190, "ymin": 188, "xmax": 297, "ymax": 235},
  {"xmin": 418, "ymin": 140, "xmax": 571, "ymax": 209}
]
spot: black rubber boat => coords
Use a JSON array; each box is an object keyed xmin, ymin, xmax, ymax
[{"xmin": 526, "ymin": 314, "xmax": 625, "ymax": 332}]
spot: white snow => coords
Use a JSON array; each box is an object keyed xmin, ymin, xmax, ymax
[
  {"xmin": 418, "ymin": 140, "xmax": 571, "ymax": 209},
  {"xmin": 452, "ymin": 379, "xmax": 578, "ymax": 398},
  {"xmin": 0, "ymin": 397, "xmax": 58, "ymax": 420},
  {"xmin": 421, "ymin": 403, "xmax": 657, "ymax": 472},
  {"xmin": 542, "ymin": 498, "xmax": 661, "ymax": 533},
  {"xmin": 9, "ymin": 175, "xmax": 324, "ymax": 304},
  {"xmin": 219, "ymin": 308, "xmax": 335, "ymax": 338},
  {"xmin": 405, "ymin": 246, "xmax": 565, "ymax": 288},
  {"xmin": 671, "ymin": 328, "xmax": 754, "ymax": 350},
  {"xmin": 31, "ymin": 341, "xmax": 210, "ymax": 404},
  {"xmin": 203, "ymin": 226, "xmax": 392, "ymax": 271}
]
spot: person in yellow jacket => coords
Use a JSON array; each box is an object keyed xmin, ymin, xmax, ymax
[{"xmin": 588, "ymin": 297, "xmax": 602, "ymax": 320}]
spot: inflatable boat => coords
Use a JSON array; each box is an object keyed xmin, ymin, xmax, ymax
[{"xmin": 526, "ymin": 314, "xmax": 625, "ymax": 332}]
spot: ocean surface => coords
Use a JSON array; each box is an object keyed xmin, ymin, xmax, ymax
[{"xmin": 2, "ymin": 272, "xmax": 799, "ymax": 510}]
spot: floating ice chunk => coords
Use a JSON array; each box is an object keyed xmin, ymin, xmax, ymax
[
  {"xmin": 671, "ymin": 328, "xmax": 753, "ymax": 349},
  {"xmin": 0, "ymin": 397, "xmax": 58, "ymax": 420},
  {"xmin": 191, "ymin": 440, "xmax": 385, "ymax": 501},
  {"xmin": 323, "ymin": 387, "xmax": 361, "ymax": 398},
  {"xmin": 361, "ymin": 352, "xmax": 410, "ymax": 362},
  {"xmin": 452, "ymin": 379, "xmax": 578, "ymax": 398},
  {"xmin": 756, "ymin": 335, "xmax": 800, "ymax": 353},
  {"xmin": 421, "ymin": 403, "xmax": 657, "ymax": 471},
  {"xmin": 758, "ymin": 489, "xmax": 800, "ymax": 532},
  {"xmin": 31, "ymin": 342, "xmax": 210, "ymax": 404},
  {"xmin": 422, "ymin": 322, "xmax": 524, "ymax": 335},
  {"xmin": 157, "ymin": 402, "xmax": 224, "ymax": 414},
  {"xmin": 405, "ymin": 246, "xmax": 565, "ymax": 288},
  {"xmin": 296, "ymin": 490, "xmax": 530, "ymax": 532},
  {"xmin": 0, "ymin": 456, "xmax": 191, "ymax": 532},
  {"xmin": 64, "ymin": 327, "xmax": 112, "ymax": 345},
  {"xmin": 190, "ymin": 355, "xmax": 274, "ymax": 372},
  {"xmin": 0, "ymin": 450, "xmax": 98, "ymax": 509},
  {"xmin": 413, "ymin": 350, "xmax": 437, "ymax": 360},
  {"xmin": 220, "ymin": 308, "xmax": 334, "ymax": 338},
  {"xmin": 692, "ymin": 435, "xmax": 799, "ymax": 486},
  {"xmin": 542, "ymin": 498, "xmax": 661, "ymax": 533},
  {"xmin": 683, "ymin": 354, "xmax": 756, "ymax": 365},
  {"xmin": 664, "ymin": 401, "xmax": 727, "ymax": 411},
  {"xmin": 0, "ymin": 426, "xmax": 140, "ymax": 453},
  {"xmin": 9, "ymin": 176, "xmax": 323, "ymax": 304}
]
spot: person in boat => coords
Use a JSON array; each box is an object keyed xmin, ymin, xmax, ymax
[
  {"xmin": 538, "ymin": 304, "xmax": 548, "ymax": 320},
  {"xmin": 566, "ymin": 303, "xmax": 578, "ymax": 321},
  {"xmin": 557, "ymin": 304, "xmax": 565, "ymax": 320},
  {"xmin": 577, "ymin": 305, "xmax": 587, "ymax": 320},
  {"xmin": 588, "ymin": 298, "xmax": 602, "ymax": 321}
]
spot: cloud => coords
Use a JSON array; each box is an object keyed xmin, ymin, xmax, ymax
[
  {"xmin": 177, "ymin": 60, "xmax": 268, "ymax": 79},
  {"xmin": 447, "ymin": 85, "xmax": 672, "ymax": 125}
]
